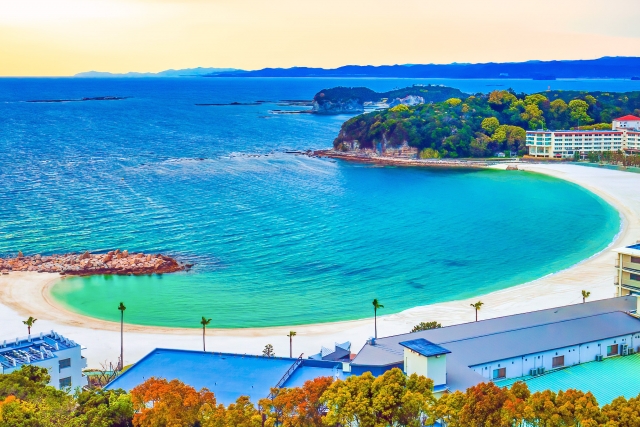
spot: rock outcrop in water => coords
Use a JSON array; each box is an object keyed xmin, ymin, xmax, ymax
[{"xmin": 0, "ymin": 250, "xmax": 188, "ymax": 276}]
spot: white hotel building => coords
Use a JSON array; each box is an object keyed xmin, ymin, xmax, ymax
[{"xmin": 527, "ymin": 115, "xmax": 640, "ymax": 158}]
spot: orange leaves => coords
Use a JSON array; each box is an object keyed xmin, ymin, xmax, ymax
[
  {"xmin": 260, "ymin": 376, "xmax": 333, "ymax": 427},
  {"xmin": 131, "ymin": 377, "xmax": 216, "ymax": 427}
]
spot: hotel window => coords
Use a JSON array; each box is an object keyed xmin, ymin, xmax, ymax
[
  {"xmin": 59, "ymin": 358, "xmax": 71, "ymax": 371},
  {"xmin": 607, "ymin": 344, "xmax": 619, "ymax": 356},
  {"xmin": 631, "ymin": 256, "xmax": 640, "ymax": 264},
  {"xmin": 59, "ymin": 377, "xmax": 72, "ymax": 388},
  {"xmin": 492, "ymin": 367, "xmax": 506, "ymax": 380},
  {"xmin": 552, "ymin": 355, "xmax": 565, "ymax": 368},
  {"xmin": 630, "ymin": 273, "xmax": 640, "ymax": 281}
]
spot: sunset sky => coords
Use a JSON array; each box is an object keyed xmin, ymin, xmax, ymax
[{"xmin": 2, "ymin": 0, "xmax": 640, "ymax": 76}]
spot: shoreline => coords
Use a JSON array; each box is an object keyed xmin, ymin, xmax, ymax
[{"xmin": 1, "ymin": 164, "xmax": 639, "ymax": 367}]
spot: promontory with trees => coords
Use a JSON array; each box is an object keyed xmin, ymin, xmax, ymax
[{"xmin": 326, "ymin": 86, "xmax": 640, "ymax": 158}]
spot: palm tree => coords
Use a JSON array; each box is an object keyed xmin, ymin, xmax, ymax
[
  {"xmin": 200, "ymin": 317, "xmax": 212, "ymax": 351},
  {"xmin": 470, "ymin": 301, "xmax": 484, "ymax": 322},
  {"xmin": 582, "ymin": 290, "xmax": 591, "ymax": 303},
  {"xmin": 118, "ymin": 302, "xmax": 126, "ymax": 370},
  {"xmin": 287, "ymin": 331, "xmax": 297, "ymax": 358},
  {"xmin": 372, "ymin": 299, "xmax": 384, "ymax": 339},
  {"xmin": 23, "ymin": 316, "xmax": 37, "ymax": 335}
]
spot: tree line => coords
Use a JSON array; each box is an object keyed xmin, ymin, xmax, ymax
[
  {"xmin": 584, "ymin": 151, "xmax": 640, "ymax": 167},
  {"xmin": 3, "ymin": 364, "xmax": 640, "ymax": 427},
  {"xmin": 333, "ymin": 88, "xmax": 640, "ymax": 158}
]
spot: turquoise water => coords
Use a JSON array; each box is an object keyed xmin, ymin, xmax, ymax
[
  {"xmin": 49, "ymin": 166, "xmax": 618, "ymax": 328},
  {"xmin": 0, "ymin": 78, "xmax": 622, "ymax": 328}
]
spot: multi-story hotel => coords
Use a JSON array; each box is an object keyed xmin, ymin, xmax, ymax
[
  {"xmin": 527, "ymin": 115, "xmax": 640, "ymax": 158},
  {"xmin": 614, "ymin": 243, "xmax": 640, "ymax": 296}
]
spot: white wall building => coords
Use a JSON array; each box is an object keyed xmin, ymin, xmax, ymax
[
  {"xmin": 613, "ymin": 115, "xmax": 640, "ymax": 131},
  {"xmin": 614, "ymin": 243, "xmax": 640, "ymax": 296},
  {"xmin": 526, "ymin": 115, "xmax": 640, "ymax": 158},
  {"xmin": 0, "ymin": 331, "xmax": 87, "ymax": 391},
  {"xmin": 351, "ymin": 297, "xmax": 640, "ymax": 392}
]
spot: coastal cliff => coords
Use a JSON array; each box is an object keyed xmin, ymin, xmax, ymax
[
  {"xmin": 332, "ymin": 88, "xmax": 640, "ymax": 158},
  {"xmin": 0, "ymin": 250, "xmax": 188, "ymax": 276}
]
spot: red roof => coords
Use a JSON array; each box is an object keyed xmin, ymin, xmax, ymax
[{"xmin": 615, "ymin": 115, "xmax": 640, "ymax": 121}]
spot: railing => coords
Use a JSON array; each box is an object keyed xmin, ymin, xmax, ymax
[{"xmin": 267, "ymin": 354, "xmax": 304, "ymax": 399}]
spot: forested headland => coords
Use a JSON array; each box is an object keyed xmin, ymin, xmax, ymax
[{"xmin": 332, "ymin": 88, "xmax": 640, "ymax": 158}]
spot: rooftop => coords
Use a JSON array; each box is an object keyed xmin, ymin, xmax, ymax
[
  {"xmin": 496, "ymin": 353, "xmax": 640, "ymax": 405},
  {"xmin": 615, "ymin": 115, "xmax": 640, "ymax": 122},
  {"xmin": 351, "ymin": 297, "xmax": 638, "ymax": 391},
  {"xmin": 613, "ymin": 244, "xmax": 640, "ymax": 256},
  {"xmin": 399, "ymin": 339, "xmax": 450, "ymax": 357},
  {"xmin": 527, "ymin": 130, "xmax": 621, "ymax": 134},
  {"xmin": 0, "ymin": 331, "xmax": 78, "ymax": 371},
  {"xmin": 105, "ymin": 349, "xmax": 344, "ymax": 405}
]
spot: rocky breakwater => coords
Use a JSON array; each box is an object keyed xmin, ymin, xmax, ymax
[{"xmin": 0, "ymin": 250, "xmax": 189, "ymax": 276}]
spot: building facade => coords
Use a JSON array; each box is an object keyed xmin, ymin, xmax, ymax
[
  {"xmin": 0, "ymin": 331, "xmax": 87, "ymax": 390},
  {"xmin": 613, "ymin": 115, "xmax": 640, "ymax": 131},
  {"xmin": 614, "ymin": 243, "xmax": 640, "ymax": 296},
  {"xmin": 350, "ymin": 297, "xmax": 640, "ymax": 392},
  {"xmin": 526, "ymin": 115, "xmax": 640, "ymax": 158}
]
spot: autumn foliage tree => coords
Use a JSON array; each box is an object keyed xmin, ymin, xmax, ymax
[
  {"xmin": 130, "ymin": 378, "xmax": 216, "ymax": 427},
  {"xmin": 259, "ymin": 376, "xmax": 333, "ymax": 427}
]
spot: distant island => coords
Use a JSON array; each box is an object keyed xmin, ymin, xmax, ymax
[
  {"xmin": 74, "ymin": 67, "xmax": 239, "ymax": 78},
  {"xmin": 206, "ymin": 57, "xmax": 640, "ymax": 79},
  {"xmin": 328, "ymin": 86, "xmax": 640, "ymax": 158},
  {"xmin": 312, "ymin": 85, "xmax": 467, "ymax": 114}
]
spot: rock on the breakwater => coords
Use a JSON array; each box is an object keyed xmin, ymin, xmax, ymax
[{"xmin": 0, "ymin": 251, "xmax": 188, "ymax": 276}]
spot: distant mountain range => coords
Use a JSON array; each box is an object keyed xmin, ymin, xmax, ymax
[
  {"xmin": 74, "ymin": 67, "xmax": 239, "ymax": 78},
  {"xmin": 74, "ymin": 57, "xmax": 640, "ymax": 79},
  {"xmin": 205, "ymin": 57, "xmax": 640, "ymax": 79}
]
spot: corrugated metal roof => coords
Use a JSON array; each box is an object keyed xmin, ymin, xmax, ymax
[
  {"xmin": 399, "ymin": 339, "xmax": 450, "ymax": 357},
  {"xmin": 352, "ymin": 297, "xmax": 636, "ymax": 367},
  {"xmin": 351, "ymin": 297, "xmax": 639, "ymax": 391}
]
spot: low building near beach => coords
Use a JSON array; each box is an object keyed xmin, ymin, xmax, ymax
[
  {"xmin": 0, "ymin": 331, "xmax": 87, "ymax": 391},
  {"xmin": 105, "ymin": 349, "xmax": 345, "ymax": 405},
  {"xmin": 351, "ymin": 296, "xmax": 640, "ymax": 394},
  {"xmin": 613, "ymin": 243, "xmax": 640, "ymax": 296},
  {"xmin": 526, "ymin": 115, "xmax": 640, "ymax": 158}
]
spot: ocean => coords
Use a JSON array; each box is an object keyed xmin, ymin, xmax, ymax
[{"xmin": 0, "ymin": 77, "xmax": 627, "ymax": 328}]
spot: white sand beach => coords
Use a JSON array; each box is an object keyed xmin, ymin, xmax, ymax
[{"xmin": 1, "ymin": 163, "xmax": 639, "ymax": 368}]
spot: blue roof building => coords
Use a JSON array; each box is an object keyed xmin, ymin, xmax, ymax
[
  {"xmin": 105, "ymin": 349, "xmax": 345, "ymax": 405},
  {"xmin": 0, "ymin": 331, "xmax": 87, "ymax": 391}
]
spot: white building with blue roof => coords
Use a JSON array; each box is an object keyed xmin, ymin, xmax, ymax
[{"xmin": 0, "ymin": 330, "xmax": 87, "ymax": 390}]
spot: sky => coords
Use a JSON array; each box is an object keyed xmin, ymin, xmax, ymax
[{"xmin": 2, "ymin": 0, "xmax": 640, "ymax": 76}]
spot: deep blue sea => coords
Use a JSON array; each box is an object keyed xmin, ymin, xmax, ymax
[{"xmin": 0, "ymin": 77, "xmax": 628, "ymax": 328}]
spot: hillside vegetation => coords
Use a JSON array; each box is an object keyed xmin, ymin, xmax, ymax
[{"xmin": 333, "ymin": 88, "xmax": 640, "ymax": 158}]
